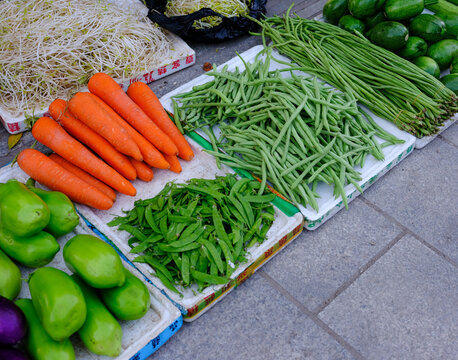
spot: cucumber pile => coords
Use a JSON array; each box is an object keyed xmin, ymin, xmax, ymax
[{"xmin": 323, "ymin": 0, "xmax": 458, "ymax": 94}]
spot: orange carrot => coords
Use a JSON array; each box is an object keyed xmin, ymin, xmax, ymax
[
  {"xmin": 49, "ymin": 99, "xmax": 137, "ymax": 181},
  {"xmin": 130, "ymin": 159, "xmax": 154, "ymax": 182},
  {"xmin": 17, "ymin": 149, "xmax": 113, "ymax": 210},
  {"xmin": 127, "ymin": 82, "xmax": 194, "ymax": 161},
  {"xmin": 49, "ymin": 153, "xmax": 117, "ymax": 202},
  {"xmin": 68, "ymin": 92, "xmax": 142, "ymax": 161},
  {"xmin": 88, "ymin": 73, "xmax": 178, "ymax": 156},
  {"xmin": 88, "ymin": 93, "xmax": 171, "ymax": 170},
  {"xmin": 32, "ymin": 116, "xmax": 136, "ymax": 196},
  {"xmin": 164, "ymin": 154, "xmax": 182, "ymax": 173}
]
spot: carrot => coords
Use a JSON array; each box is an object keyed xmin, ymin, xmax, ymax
[
  {"xmin": 32, "ymin": 116, "xmax": 136, "ymax": 196},
  {"xmin": 68, "ymin": 92, "xmax": 143, "ymax": 161},
  {"xmin": 49, "ymin": 153, "xmax": 117, "ymax": 202},
  {"xmin": 164, "ymin": 154, "xmax": 182, "ymax": 173},
  {"xmin": 127, "ymin": 81, "xmax": 194, "ymax": 161},
  {"xmin": 17, "ymin": 149, "xmax": 113, "ymax": 210},
  {"xmin": 88, "ymin": 73, "xmax": 178, "ymax": 156},
  {"xmin": 49, "ymin": 99, "xmax": 137, "ymax": 180},
  {"xmin": 130, "ymin": 159, "xmax": 154, "ymax": 182},
  {"xmin": 88, "ymin": 93, "xmax": 171, "ymax": 170}
]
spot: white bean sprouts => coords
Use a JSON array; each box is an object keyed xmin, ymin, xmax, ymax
[
  {"xmin": 0, "ymin": 0, "xmax": 173, "ymax": 117},
  {"xmin": 165, "ymin": 0, "xmax": 251, "ymax": 29}
]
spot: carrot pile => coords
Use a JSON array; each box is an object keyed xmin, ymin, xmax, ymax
[{"xmin": 17, "ymin": 73, "xmax": 194, "ymax": 210}]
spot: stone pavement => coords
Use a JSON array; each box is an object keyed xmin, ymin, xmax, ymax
[
  {"xmin": 152, "ymin": 124, "xmax": 457, "ymax": 360},
  {"xmin": 0, "ymin": 1, "xmax": 456, "ymax": 359}
]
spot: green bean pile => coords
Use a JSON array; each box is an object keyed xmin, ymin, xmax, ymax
[
  {"xmin": 108, "ymin": 174, "xmax": 275, "ymax": 294},
  {"xmin": 172, "ymin": 49, "xmax": 403, "ymax": 210},
  {"xmin": 254, "ymin": 8, "xmax": 458, "ymax": 137}
]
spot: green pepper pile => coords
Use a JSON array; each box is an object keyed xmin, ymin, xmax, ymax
[
  {"xmin": 0, "ymin": 179, "xmax": 79, "ymax": 270},
  {"xmin": 108, "ymin": 174, "xmax": 276, "ymax": 293}
]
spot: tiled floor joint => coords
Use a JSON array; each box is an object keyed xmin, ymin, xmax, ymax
[
  {"xmin": 258, "ymin": 270, "xmax": 367, "ymax": 360},
  {"xmin": 359, "ymin": 196, "xmax": 458, "ymax": 268},
  {"xmin": 312, "ymin": 229, "xmax": 408, "ymax": 315}
]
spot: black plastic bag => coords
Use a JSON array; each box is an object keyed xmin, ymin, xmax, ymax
[{"xmin": 144, "ymin": 0, "xmax": 267, "ymax": 43}]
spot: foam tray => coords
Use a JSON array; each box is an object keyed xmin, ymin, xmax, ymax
[
  {"xmin": 0, "ymin": 0, "xmax": 195, "ymax": 134},
  {"xmin": 74, "ymin": 137, "xmax": 304, "ymax": 321},
  {"xmin": 159, "ymin": 45, "xmax": 417, "ymax": 230},
  {"xmin": 0, "ymin": 166, "xmax": 182, "ymax": 360}
]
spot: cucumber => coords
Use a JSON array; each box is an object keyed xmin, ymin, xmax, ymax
[
  {"xmin": 435, "ymin": 12, "xmax": 458, "ymax": 39},
  {"xmin": 370, "ymin": 21, "xmax": 409, "ymax": 51},
  {"xmin": 412, "ymin": 56, "xmax": 441, "ymax": 78},
  {"xmin": 398, "ymin": 36, "xmax": 428, "ymax": 59},
  {"xmin": 365, "ymin": 11, "xmax": 385, "ymax": 30},
  {"xmin": 451, "ymin": 57, "xmax": 458, "ymax": 73},
  {"xmin": 348, "ymin": 0, "xmax": 380, "ymax": 19},
  {"xmin": 426, "ymin": 0, "xmax": 458, "ymax": 17},
  {"xmin": 427, "ymin": 39, "xmax": 458, "ymax": 69},
  {"xmin": 410, "ymin": 14, "xmax": 447, "ymax": 43},
  {"xmin": 323, "ymin": 0, "xmax": 348, "ymax": 25},
  {"xmin": 338, "ymin": 15, "xmax": 366, "ymax": 34},
  {"xmin": 384, "ymin": 0, "xmax": 424, "ymax": 21},
  {"xmin": 440, "ymin": 74, "xmax": 458, "ymax": 94}
]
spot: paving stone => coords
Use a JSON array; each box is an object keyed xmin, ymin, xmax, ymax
[
  {"xmin": 262, "ymin": 198, "xmax": 402, "ymax": 311},
  {"xmin": 319, "ymin": 234, "xmax": 458, "ymax": 360},
  {"xmin": 363, "ymin": 137, "xmax": 458, "ymax": 262},
  {"xmin": 154, "ymin": 273, "xmax": 355, "ymax": 360},
  {"xmin": 440, "ymin": 122, "xmax": 458, "ymax": 147}
]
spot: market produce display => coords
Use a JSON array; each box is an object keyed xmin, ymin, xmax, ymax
[
  {"xmin": 1, "ymin": 229, "xmax": 153, "ymax": 359},
  {"xmin": 0, "ymin": 0, "xmax": 173, "ymax": 118},
  {"xmin": 254, "ymin": 8, "xmax": 457, "ymax": 137},
  {"xmin": 108, "ymin": 174, "xmax": 276, "ymax": 293},
  {"xmin": 322, "ymin": 0, "xmax": 458, "ymax": 91},
  {"xmin": 171, "ymin": 48, "xmax": 403, "ymax": 210},
  {"xmin": 17, "ymin": 73, "xmax": 194, "ymax": 210}
]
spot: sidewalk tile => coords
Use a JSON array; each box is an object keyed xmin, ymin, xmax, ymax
[
  {"xmin": 319, "ymin": 234, "xmax": 458, "ymax": 360},
  {"xmin": 154, "ymin": 274, "xmax": 355, "ymax": 360},
  {"xmin": 363, "ymin": 137, "xmax": 458, "ymax": 262},
  {"xmin": 262, "ymin": 198, "xmax": 401, "ymax": 310},
  {"xmin": 440, "ymin": 123, "xmax": 458, "ymax": 147}
]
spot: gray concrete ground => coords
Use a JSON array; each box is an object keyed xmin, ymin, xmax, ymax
[{"xmin": 0, "ymin": 1, "xmax": 456, "ymax": 359}]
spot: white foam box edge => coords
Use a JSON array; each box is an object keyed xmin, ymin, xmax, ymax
[
  {"xmin": 0, "ymin": 166, "xmax": 182, "ymax": 360},
  {"xmin": 74, "ymin": 137, "xmax": 303, "ymax": 321},
  {"xmin": 159, "ymin": 45, "xmax": 416, "ymax": 231}
]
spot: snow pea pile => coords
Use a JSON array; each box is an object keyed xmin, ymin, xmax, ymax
[
  {"xmin": 171, "ymin": 49, "xmax": 403, "ymax": 210},
  {"xmin": 108, "ymin": 174, "xmax": 275, "ymax": 293}
]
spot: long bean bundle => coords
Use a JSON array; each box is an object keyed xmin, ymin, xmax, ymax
[
  {"xmin": 253, "ymin": 8, "xmax": 457, "ymax": 137},
  {"xmin": 172, "ymin": 48, "xmax": 403, "ymax": 210}
]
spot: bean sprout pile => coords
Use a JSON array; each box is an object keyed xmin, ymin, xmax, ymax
[
  {"xmin": 0, "ymin": 0, "xmax": 173, "ymax": 117},
  {"xmin": 165, "ymin": 0, "xmax": 251, "ymax": 29}
]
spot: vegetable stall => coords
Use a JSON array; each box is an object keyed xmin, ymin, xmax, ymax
[{"xmin": 0, "ymin": 0, "xmax": 456, "ymax": 359}]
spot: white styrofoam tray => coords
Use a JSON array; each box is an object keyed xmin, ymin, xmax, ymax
[
  {"xmin": 0, "ymin": 166, "xmax": 182, "ymax": 360},
  {"xmin": 75, "ymin": 137, "xmax": 304, "ymax": 321},
  {"xmin": 0, "ymin": 0, "xmax": 195, "ymax": 134},
  {"xmin": 159, "ymin": 45, "xmax": 417, "ymax": 230}
]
